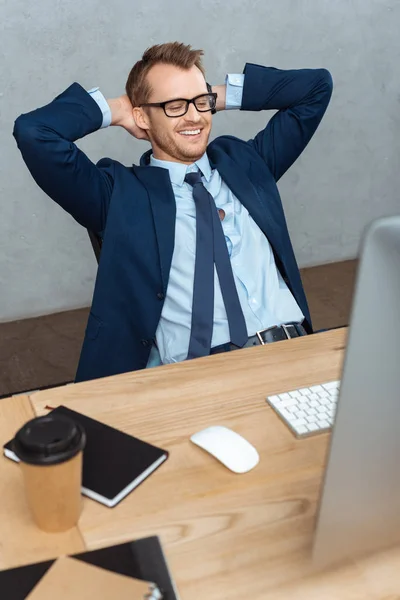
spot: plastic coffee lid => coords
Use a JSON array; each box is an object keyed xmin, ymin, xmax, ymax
[{"xmin": 13, "ymin": 414, "xmax": 86, "ymax": 466}]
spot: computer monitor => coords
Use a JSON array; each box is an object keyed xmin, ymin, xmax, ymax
[{"xmin": 313, "ymin": 215, "xmax": 400, "ymax": 568}]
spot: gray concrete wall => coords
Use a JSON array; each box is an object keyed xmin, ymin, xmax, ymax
[{"xmin": 1, "ymin": 0, "xmax": 399, "ymax": 322}]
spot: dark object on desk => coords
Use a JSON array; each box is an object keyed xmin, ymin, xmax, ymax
[
  {"xmin": 4, "ymin": 405, "xmax": 168, "ymax": 508},
  {"xmin": 0, "ymin": 536, "xmax": 178, "ymax": 600},
  {"xmin": 13, "ymin": 413, "xmax": 86, "ymax": 466}
]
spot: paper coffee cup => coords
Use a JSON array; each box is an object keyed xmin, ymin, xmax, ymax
[{"xmin": 13, "ymin": 414, "xmax": 86, "ymax": 532}]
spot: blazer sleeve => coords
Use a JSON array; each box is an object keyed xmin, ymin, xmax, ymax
[
  {"xmin": 241, "ymin": 63, "xmax": 333, "ymax": 182},
  {"xmin": 13, "ymin": 82, "xmax": 114, "ymax": 233}
]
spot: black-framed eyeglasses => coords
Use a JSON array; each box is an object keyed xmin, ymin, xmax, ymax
[{"xmin": 140, "ymin": 92, "xmax": 218, "ymax": 118}]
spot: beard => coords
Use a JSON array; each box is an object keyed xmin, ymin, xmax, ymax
[{"xmin": 150, "ymin": 123, "xmax": 211, "ymax": 163}]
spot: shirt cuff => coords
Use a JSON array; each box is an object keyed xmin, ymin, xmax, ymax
[
  {"xmin": 225, "ymin": 74, "xmax": 245, "ymax": 109},
  {"xmin": 87, "ymin": 87, "xmax": 111, "ymax": 128}
]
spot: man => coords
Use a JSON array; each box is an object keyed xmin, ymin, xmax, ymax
[{"xmin": 13, "ymin": 42, "xmax": 333, "ymax": 383}]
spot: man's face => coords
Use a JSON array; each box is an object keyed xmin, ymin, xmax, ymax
[{"xmin": 139, "ymin": 63, "xmax": 212, "ymax": 164}]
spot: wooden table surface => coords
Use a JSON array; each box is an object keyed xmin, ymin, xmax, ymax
[{"xmin": 3, "ymin": 328, "xmax": 400, "ymax": 598}]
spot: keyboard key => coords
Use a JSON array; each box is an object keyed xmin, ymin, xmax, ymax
[
  {"xmin": 305, "ymin": 407, "xmax": 318, "ymax": 416},
  {"xmin": 279, "ymin": 393, "xmax": 291, "ymax": 401},
  {"xmin": 323, "ymin": 381, "xmax": 340, "ymax": 391},
  {"xmin": 268, "ymin": 395, "xmax": 280, "ymax": 404},
  {"xmin": 309, "ymin": 400, "xmax": 320, "ymax": 408},
  {"xmin": 309, "ymin": 385, "xmax": 324, "ymax": 393},
  {"xmin": 306, "ymin": 415, "xmax": 318, "ymax": 423},
  {"xmin": 289, "ymin": 391, "xmax": 301, "ymax": 399},
  {"xmin": 308, "ymin": 393, "xmax": 319, "ymax": 401},
  {"xmin": 277, "ymin": 408, "xmax": 293, "ymax": 421},
  {"xmin": 298, "ymin": 402, "xmax": 309, "ymax": 411},
  {"xmin": 317, "ymin": 419, "xmax": 330, "ymax": 429},
  {"xmin": 318, "ymin": 397, "xmax": 331, "ymax": 406},
  {"xmin": 317, "ymin": 416, "xmax": 329, "ymax": 424},
  {"xmin": 291, "ymin": 418, "xmax": 307, "ymax": 428},
  {"xmin": 294, "ymin": 425, "xmax": 309, "ymax": 436},
  {"xmin": 294, "ymin": 410, "xmax": 307, "ymax": 419},
  {"xmin": 318, "ymin": 391, "xmax": 329, "ymax": 399},
  {"xmin": 307, "ymin": 422, "xmax": 321, "ymax": 432},
  {"xmin": 298, "ymin": 388, "xmax": 310, "ymax": 396},
  {"xmin": 280, "ymin": 398, "xmax": 297, "ymax": 409}
]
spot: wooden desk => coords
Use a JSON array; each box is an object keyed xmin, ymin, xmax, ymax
[
  {"xmin": 21, "ymin": 329, "xmax": 400, "ymax": 597},
  {"xmin": 0, "ymin": 396, "xmax": 84, "ymax": 569}
]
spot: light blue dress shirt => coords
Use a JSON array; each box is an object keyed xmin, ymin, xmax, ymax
[{"xmin": 88, "ymin": 75, "xmax": 304, "ymax": 367}]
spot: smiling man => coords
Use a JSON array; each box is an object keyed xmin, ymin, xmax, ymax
[{"xmin": 13, "ymin": 42, "xmax": 333, "ymax": 383}]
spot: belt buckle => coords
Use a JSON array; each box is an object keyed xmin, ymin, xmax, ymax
[{"xmin": 256, "ymin": 324, "xmax": 292, "ymax": 345}]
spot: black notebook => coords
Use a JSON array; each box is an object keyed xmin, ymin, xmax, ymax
[
  {"xmin": 0, "ymin": 536, "xmax": 179, "ymax": 600},
  {"xmin": 3, "ymin": 405, "xmax": 168, "ymax": 508}
]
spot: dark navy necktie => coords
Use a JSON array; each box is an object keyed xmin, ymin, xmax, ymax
[{"xmin": 185, "ymin": 171, "xmax": 248, "ymax": 358}]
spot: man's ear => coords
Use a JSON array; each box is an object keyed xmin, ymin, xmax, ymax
[{"xmin": 132, "ymin": 107, "xmax": 150, "ymax": 133}]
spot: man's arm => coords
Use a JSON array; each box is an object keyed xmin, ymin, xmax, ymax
[
  {"xmin": 214, "ymin": 64, "xmax": 333, "ymax": 181},
  {"xmin": 13, "ymin": 83, "xmax": 116, "ymax": 233},
  {"xmin": 13, "ymin": 85, "xmax": 148, "ymax": 234}
]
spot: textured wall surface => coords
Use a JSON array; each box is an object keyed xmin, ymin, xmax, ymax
[{"xmin": 1, "ymin": 0, "xmax": 399, "ymax": 321}]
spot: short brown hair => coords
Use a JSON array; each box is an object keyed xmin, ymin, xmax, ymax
[{"xmin": 125, "ymin": 42, "xmax": 205, "ymax": 107}]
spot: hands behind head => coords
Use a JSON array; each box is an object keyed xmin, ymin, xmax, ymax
[{"xmin": 109, "ymin": 95, "xmax": 150, "ymax": 141}]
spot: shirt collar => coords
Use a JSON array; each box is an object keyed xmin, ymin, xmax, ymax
[{"xmin": 149, "ymin": 153, "xmax": 212, "ymax": 186}]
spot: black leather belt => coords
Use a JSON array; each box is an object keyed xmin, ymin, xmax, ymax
[{"xmin": 210, "ymin": 322, "xmax": 307, "ymax": 355}]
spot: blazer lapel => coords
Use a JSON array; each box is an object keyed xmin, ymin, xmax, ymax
[
  {"xmin": 133, "ymin": 160, "xmax": 176, "ymax": 293},
  {"xmin": 207, "ymin": 145, "xmax": 285, "ymax": 259}
]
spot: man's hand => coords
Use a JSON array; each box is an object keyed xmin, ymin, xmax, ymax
[{"xmin": 107, "ymin": 95, "xmax": 149, "ymax": 140}]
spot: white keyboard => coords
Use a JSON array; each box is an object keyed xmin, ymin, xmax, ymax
[{"xmin": 266, "ymin": 380, "xmax": 341, "ymax": 438}]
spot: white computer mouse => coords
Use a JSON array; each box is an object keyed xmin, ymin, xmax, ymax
[{"xmin": 190, "ymin": 425, "xmax": 259, "ymax": 473}]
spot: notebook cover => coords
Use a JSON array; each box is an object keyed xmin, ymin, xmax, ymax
[
  {"xmin": 0, "ymin": 536, "xmax": 179, "ymax": 600},
  {"xmin": 4, "ymin": 405, "xmax": 168, "ymax": 506}
]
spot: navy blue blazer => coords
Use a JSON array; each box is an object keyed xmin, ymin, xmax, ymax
[{"xmin": 13, "ymin": 63, "xmax": 333, "ymax": 382}]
